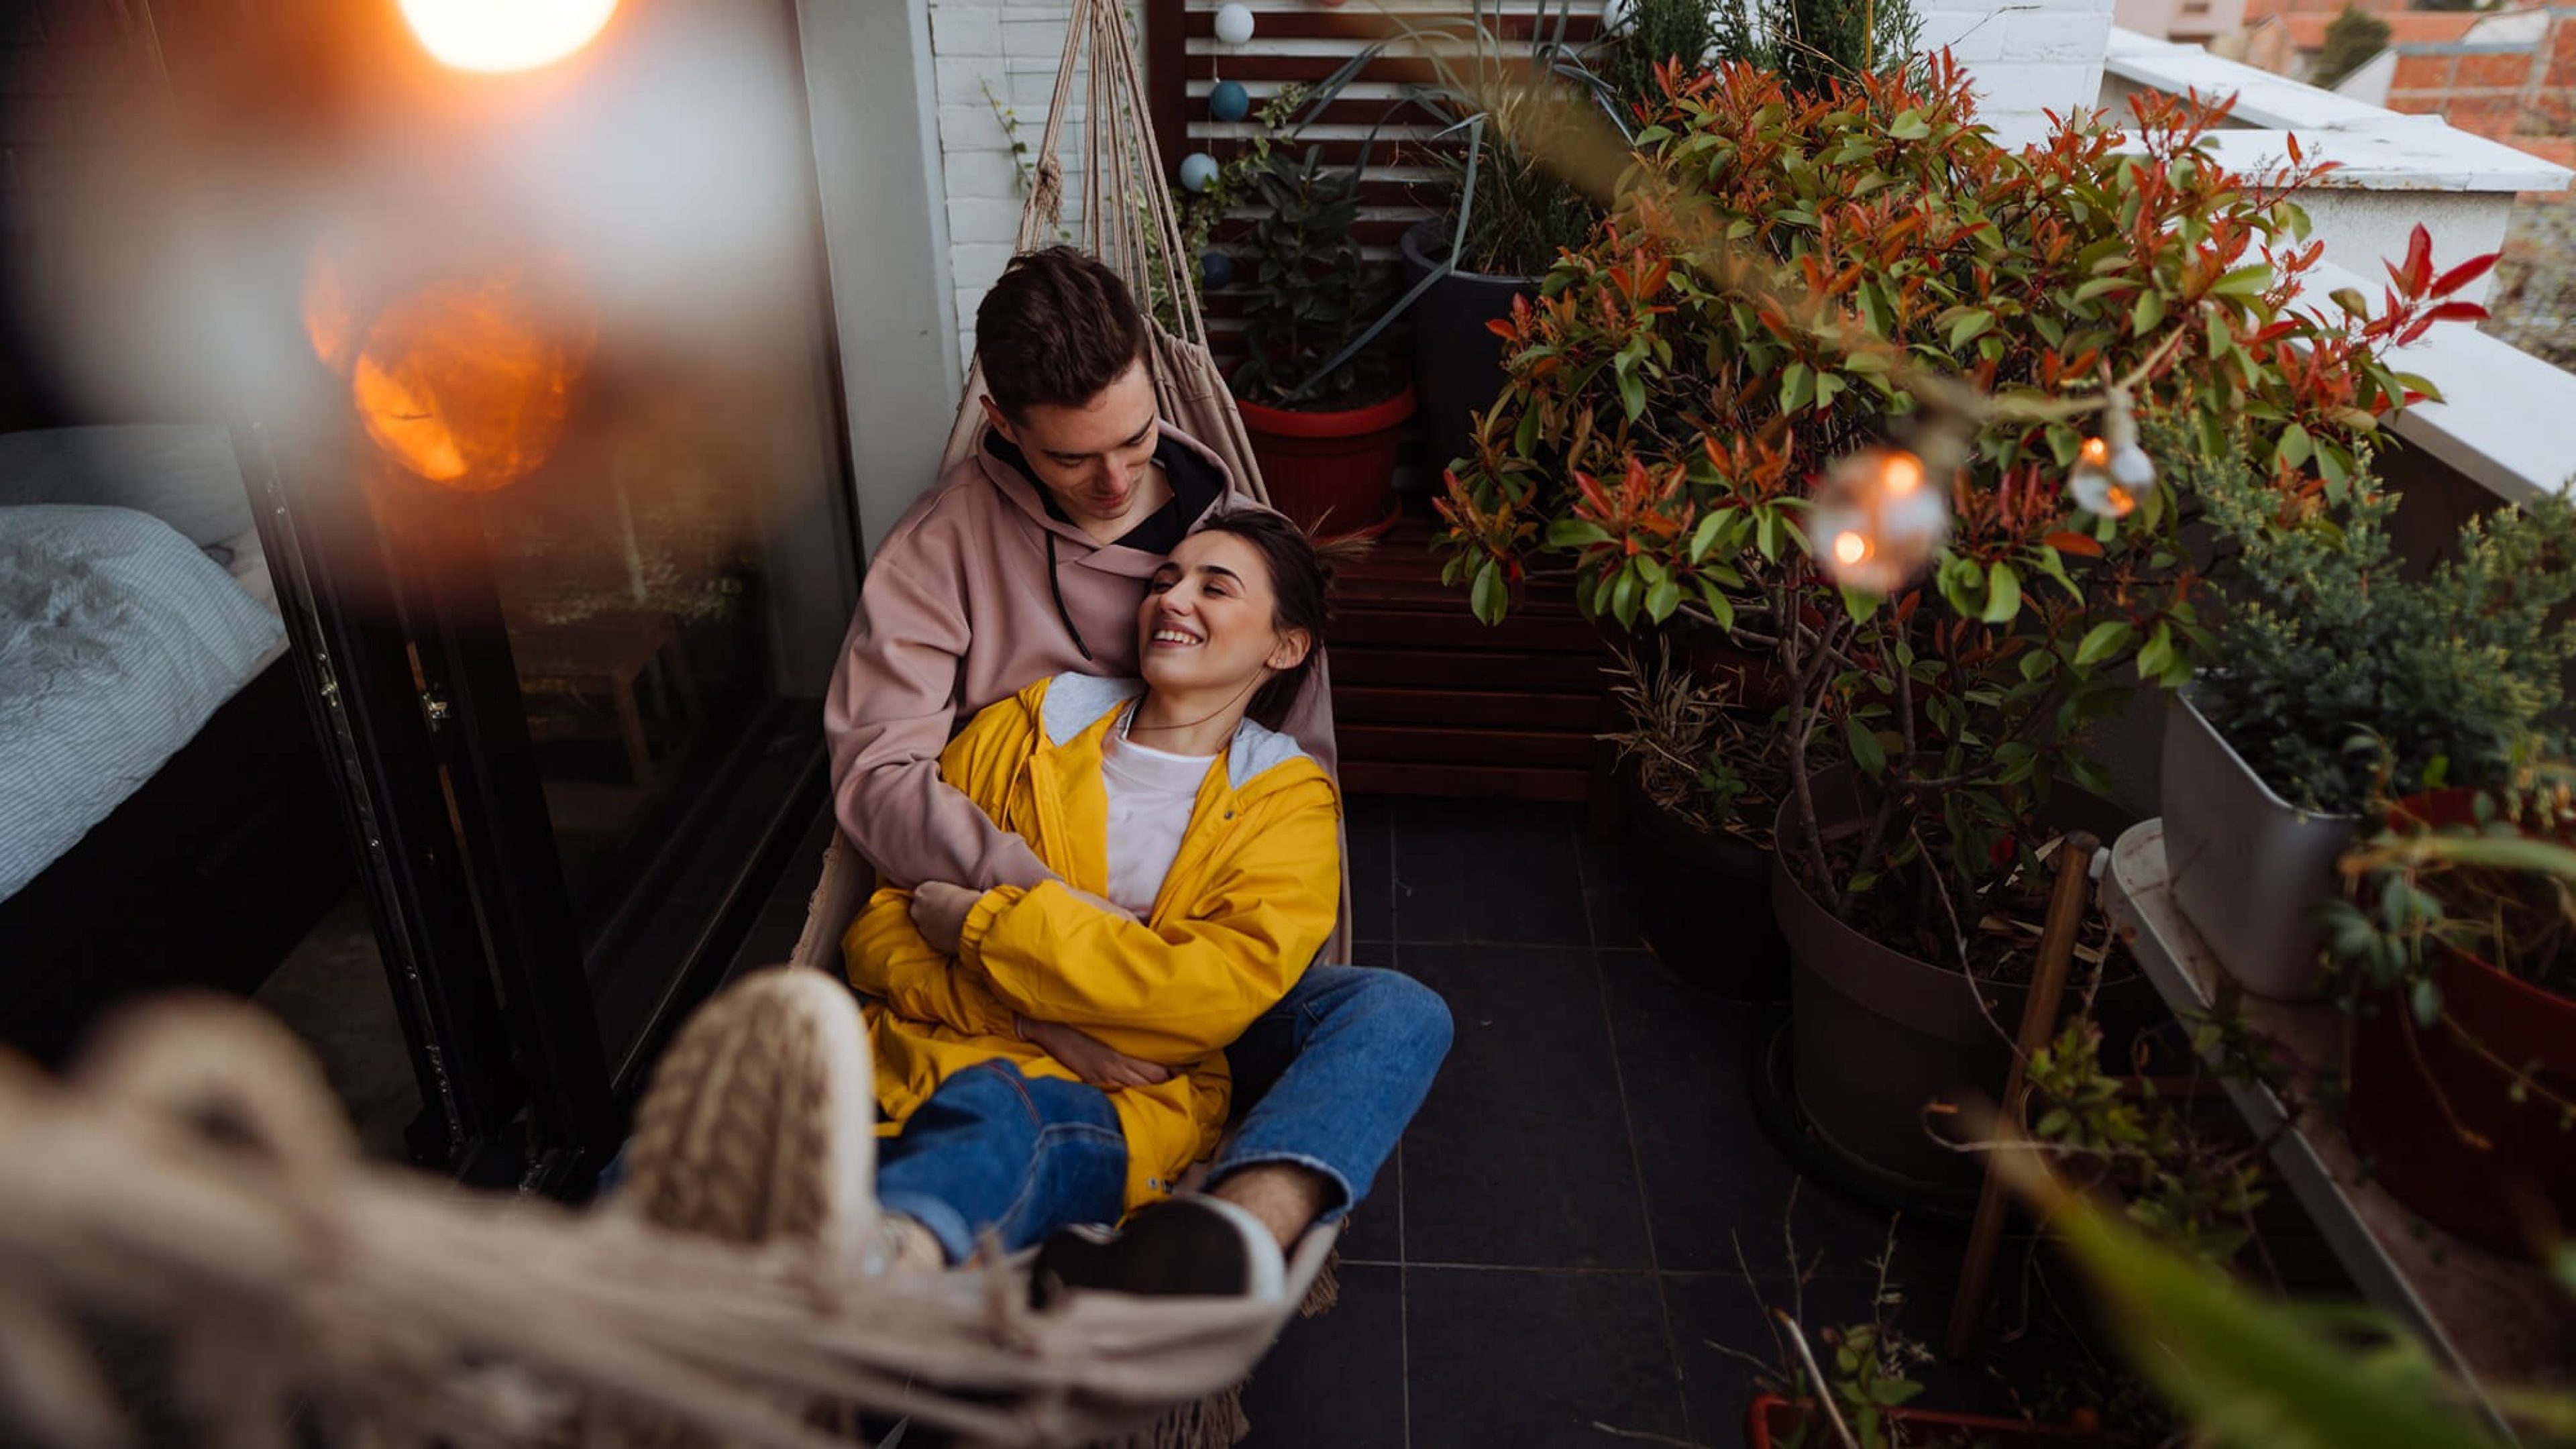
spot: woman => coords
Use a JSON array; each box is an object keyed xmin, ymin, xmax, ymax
[{"xmin": 844, "ymin": 508, "xmax": 1342, "ymax": 1297}]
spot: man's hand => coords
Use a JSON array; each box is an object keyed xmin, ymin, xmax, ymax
[
  {"xmin": 909, "ymin": 881, "xmax": 981, "ymax": 955},
  {"xmin": 1018, "ymin": 1015, "xmax": 1174, "ymax": 1089}
]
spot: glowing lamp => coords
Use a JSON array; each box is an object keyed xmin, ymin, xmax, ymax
[
  {"xmin": 397, "ymin": 0, "xmax": 618, "ymax": 74},
  {"xmin": 1214, "ymin": 3, "xmax": 1256, "ymax": 44},
  {"xmin": 1811, "ymin": 447, "xmax": 1947, "ymax": 595}
]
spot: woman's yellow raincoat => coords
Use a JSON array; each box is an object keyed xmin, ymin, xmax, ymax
[{"xmin": 843, "ymin": 672, "xmax": 1342, "ymax": 1212}]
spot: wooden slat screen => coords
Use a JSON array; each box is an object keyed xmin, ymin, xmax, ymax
[{"xmin": 1144, "ymin": 0, "xmax": 1608, "ymax": 366}]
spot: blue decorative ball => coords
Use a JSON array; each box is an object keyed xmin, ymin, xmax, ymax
[
  {"xmin": 1179, "ymin": 152, "xmax": 1220, "ymax": 193},
  {"xmin": 1209, "ymin": 79, "xmax": 1251, "ymax": 123},
  {"xmin": 1201, "ymin": 250, "xmax": 1234, "ymax": 290}
]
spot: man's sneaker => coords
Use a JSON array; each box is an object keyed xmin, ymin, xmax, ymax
[{"xmin": 1030, "ymin": 1193, "xmax": 1286, "ymax": 1308}]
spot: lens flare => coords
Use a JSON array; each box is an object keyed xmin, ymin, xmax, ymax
[
  {"xmin": 1833, "ymin": 531, "xmax": 1871, "ymax": 566},
  {"xmin": 397, "ymin": 0, "xmax": 618, "ymax": 74},
  {"xmin": 315, "ymin": 252, "xmax": 597, "ymax": 492}
]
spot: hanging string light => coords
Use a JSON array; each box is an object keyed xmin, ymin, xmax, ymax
[
  {"xmin": 1811, "ymin": 441, "xmax": 1951, "ymax": 595},
  {"xmin": 2068, "ymin": 382, "xmax": 2153, "ymax": 519}
]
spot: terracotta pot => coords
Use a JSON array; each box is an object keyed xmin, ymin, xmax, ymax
[
  {"xmin": 2344, "ymin": 788, "xmax": 2576, "ymax": 1258},
  {"xmin": 1774, "ymin": 771, "xmax": 2151, "ymax": 1194},
  {"xmin": 1616, "ymin": 772, "xmax": 1787, "ymax": 1002},
  {"xmin": 1746, "ymin": 1395, "xmax": 2104, "ymax": 1447},
  {"xmin": 2160, "ymin": 684, "xmax": 2356, "ymax": 1000},
  {"xmin": 1236, "ymin": 384, "xmax": 1414, "ymax": 539}
]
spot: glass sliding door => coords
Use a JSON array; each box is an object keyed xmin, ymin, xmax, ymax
[{"xmin": 123, "ymin": 0, "xmax": 862, "ymax": 1177}]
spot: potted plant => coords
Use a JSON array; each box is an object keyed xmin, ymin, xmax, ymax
[
  {"xmin": 1602, "ymin": 635, "xmax": 1799, "ymax": 999},
  {"xmin": 1440, "ymin": 61, "xmax": 2474, "ymax": 1193},
  {"xmin": 1229, "ymin": 141, "xmax": 1409, "ymax": 537},
  {"xmin": 2171, "ymin": 425, "xmax": 2576, "ymax": 1000},
  {"xmin": 2320, "ymin": 771, "xmax": 2576, "ymax": 1257}
]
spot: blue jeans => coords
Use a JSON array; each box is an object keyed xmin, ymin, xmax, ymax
[
  {"xmin": 872, "ymin": 965, "xmax": 1450, "ymax": 1259},
  {"xmin": 1207, "ymin": 963, "xmax": 1453, "ymax": 1226},
  {"xmin": 875, "ymin": 1059, "xmax": 1130, "ymax": 1265}
]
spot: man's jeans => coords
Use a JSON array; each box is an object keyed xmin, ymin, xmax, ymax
[
  {"xmin": 1205, "ymin": 963, "xmax": 1452, "ymax": 1226},
  {"xmin": 873, "ymin": 964, "xmax": 1452, "ymax": 1260},
  {"xmin": 876, "ymin": 1059, "xmax": 1128, "ymax": 1265}
]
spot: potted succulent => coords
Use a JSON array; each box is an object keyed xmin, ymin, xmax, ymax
[
  {"xmin": 1229, "ymin": 142, "xmax": 1409, "ymax": 537},
  {"xmin": 1440, "ymin": 61, "xmax": 2473, "ymax": 1193},
  {"xmin": 2321, "ymin": 772, "xmax": 2576, "ymax": 1257},
  {"xmin": 2171, "ymin": 413, "xmax": 2576, "ymax": 1000}
]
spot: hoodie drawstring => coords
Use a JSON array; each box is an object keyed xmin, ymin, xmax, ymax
[{"xmin": 1046, "ymin": 531, "xmax": 1094, "ymax": 661}]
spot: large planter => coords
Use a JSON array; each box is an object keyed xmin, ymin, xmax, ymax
[
  {"xmin": 1616, "ymin": 771, "xmax": 1788, "ymax": 1002},
  {"xmin": 1236, "ymin": 384, "xmax": 1414, "ymax": 539},
  {"xmin": 1774, "ymin": 772, "xmax": 2149, "ymax": 1195},
  {"xmin": 2345, "ymin": 790, "xmax": 2576, "ymax": 1258},
  {"xmin": 1399, "ymin": 218, "xmax": 1537, "ymax": 491},
  {"xmin": 2160, "ymin": 685, "xmax": 2356, "ymax": 1000},
  {"xmin": 1747, "ymin": 1395, "xmax": 2104, "ymax": 1447}
]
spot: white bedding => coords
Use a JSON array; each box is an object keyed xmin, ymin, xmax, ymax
[{"xmin": 1, "ymin": 504, "xmax": 286, "ymax": 900}]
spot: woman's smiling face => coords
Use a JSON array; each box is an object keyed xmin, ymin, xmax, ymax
[{"xmin": 1136, "ymin": 529, "xmax": 1305, "ymax": 700}]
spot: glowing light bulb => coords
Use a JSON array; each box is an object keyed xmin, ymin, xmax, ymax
[
  {"xmin": 397, "ymin": 0, "xmax": 617, "ymax": 72},
  {"xmin": 2070, "ymin": 385, "xmax": 2153, "ymax": 519},
  {"xmin": 1811, "ymin": 446, "xmax": 1947, "ymax": 594}
]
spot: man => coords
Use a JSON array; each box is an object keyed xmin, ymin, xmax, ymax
[{"xmin": 825, "ymin": 246, "xmax": 1450, "ymax": 1297}]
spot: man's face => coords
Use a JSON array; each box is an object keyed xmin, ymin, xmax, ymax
[{"xmin": 983, "ymin": 359, "xmax": 1161, "ymax": 532}]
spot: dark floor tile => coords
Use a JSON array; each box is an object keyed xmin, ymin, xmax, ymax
[
  {"xmin": 1407, "ymin": 1267, "xmax": 1688, "ymax": 1448},
  {"xmin": 1392, "ymin": 798, "xmax": 1591, "ymax": 946},
  {"xmin": 1401, "ymin": 945, "xmax": 1653, "ymax": 1269},
  {"xmin": 734, "ymin": 894, "xmax": 809, "ymax": 972},
  {"xmin": 1241, "ymin": 1263, "xmax": 1405, "ymax": 1449},
  {"xmin": 1576, "ymin": 828, "xmax": 1646, "ymax": 951},
  {"xmin": 1346, "ymin": 794, "xmax": 1397, "ymax": 945},
  {"xmin": 1599, "ymin": 951, "xmax": 1952, "ymax": 1279},
  {"xmin": 1340, "ymin": 1144, "xmax": 1402, "ymax": 1263}
]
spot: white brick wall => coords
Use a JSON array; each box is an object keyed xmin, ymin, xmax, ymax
[
  {"xmin": 1920, "ymin": 0, "xmax": 2116, "ymax": 148},
  {"xmin": 927, "ymin": 0, "xmax": 1140, "ymax": 364}
]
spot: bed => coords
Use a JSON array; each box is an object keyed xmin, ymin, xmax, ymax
[{"xmin": 0, "ymin": 425, "xmax": 352, "ymax": 1065}]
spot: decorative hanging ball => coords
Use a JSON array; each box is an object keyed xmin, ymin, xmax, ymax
[
  {"xmin": 1201, "ymin": 250, "xmax": 1234, "ymax": 290},
  {"xmin": 1179, "ymin": 152, "xmax": 1222, "ymax": 192},
  {"xmin": 1214, "ymin": 3, "xmax": 1256, "ymax": 44},
  {"xmin": 1209, "ymin": 78, "xmax": 1251, "ymax": 123}
]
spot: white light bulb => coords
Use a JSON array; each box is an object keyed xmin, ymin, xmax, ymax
[{"xmin": 1214, "ymin": 3, "xmax": 1256, "ymax": 44}]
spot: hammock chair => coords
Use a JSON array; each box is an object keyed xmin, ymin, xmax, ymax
[{"xmin": 790, "ymin": 0, "xmax": 1342, "ymax": 994}]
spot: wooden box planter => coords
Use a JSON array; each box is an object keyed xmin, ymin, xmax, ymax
[{"xmin": 1323, "ymin": 521, "xmax": 1625, "ymax": 812}]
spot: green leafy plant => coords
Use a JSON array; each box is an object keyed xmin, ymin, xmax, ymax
[
  {"xmin": 2190, "ymin": 452, "xmax": 2576, "ymax": 817},
  {"xmin": 1603, "ymin": 633, "xmax": 1804, "ymax": 847},
  {"xmin": 1713, "ymin": 0, "xmax": 1927, "ymax": 99},
  {"xmin": 1228, "ymin": 140, "xmax": 1400, "ymax": 408},
  {"xmin": 1438, "ymin": 58, "xmax": 2488, "ymax": 970},
  {"xmin": 2311, "ymin": 6, "xmax": 2392, "ymax": 91},
  {"xmin": 2317, "ymin": 769, "xmax": 2576, "ymax": 1132}
]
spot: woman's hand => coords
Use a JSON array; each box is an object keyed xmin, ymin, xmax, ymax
[
  {"xmin": 1017, "ymin": 1015, "xmax": 1174, "ymax": 1089},
  {"xmin": 909, "ymin": 881, "xmax": 981, "ymax": 955}
]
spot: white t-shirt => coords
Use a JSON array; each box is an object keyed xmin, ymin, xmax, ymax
[{"xmin": 1099, "ymin": 708, "xmax": 1220, "ymax": 917}]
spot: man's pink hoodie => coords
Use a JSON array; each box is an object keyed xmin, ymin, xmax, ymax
[{"xmin": 824, "ymin": 421, "xmax": 1337, "ymax": 894}]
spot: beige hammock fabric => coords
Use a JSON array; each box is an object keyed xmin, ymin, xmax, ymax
[{"xmin": 0, "ymin": 981, "xmax": 1335, "ymax": 1449}]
